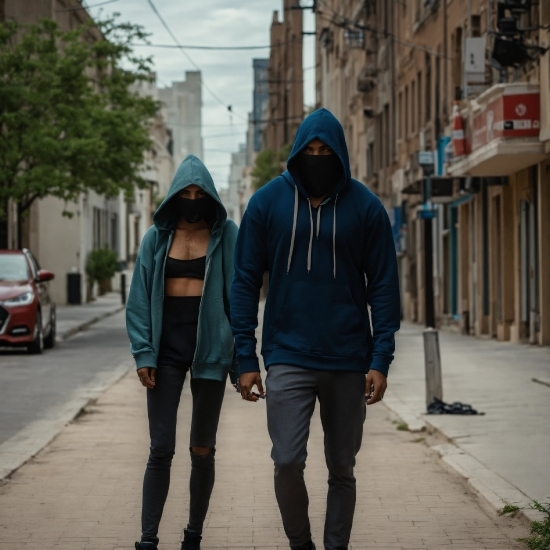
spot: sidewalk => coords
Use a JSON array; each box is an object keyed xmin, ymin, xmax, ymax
[
  {"xmin": 386, "ymin": 322, "xmax": 550, "ymax": 519},
  {"xmin": 57, "ymin": 291, "xmax": 125, "ymax": 340},
  {"xmin": 0, "ymin": 368, "xmax": 529, "ymax": 549}
]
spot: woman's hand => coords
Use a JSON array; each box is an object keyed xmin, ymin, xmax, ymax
[{"xmin": 137, "ymin": 367, "xmax": 156, "ymax": 389}]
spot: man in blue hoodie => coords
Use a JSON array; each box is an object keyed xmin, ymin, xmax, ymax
[{"xmin": 231, "ymin": 108, "xmax": 400, "ymax": 550}]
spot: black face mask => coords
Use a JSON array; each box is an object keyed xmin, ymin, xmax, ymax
[
  {"xmin": 174, "ymin": 195, "xmax": 214, "ymax": 224},
  {"xmin": 297, "ymin": 154, "xmax": 342, "ymax": 198}
]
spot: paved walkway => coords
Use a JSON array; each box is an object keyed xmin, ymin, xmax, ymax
[
  {"xmin": 57, "ymin": 291, "xmax": 125, "ymax": 340},
  {"xmin": 0, "ymin": 368, "xmax": 529, "ymax": 549},
  {"xmin": 388, "ymin": 322, "xmax": 550, "ymax": 515}
]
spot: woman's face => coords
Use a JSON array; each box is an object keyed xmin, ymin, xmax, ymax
[{"xmin": 179, "ymin": 184, "xmax": 207, "ymax": 200}]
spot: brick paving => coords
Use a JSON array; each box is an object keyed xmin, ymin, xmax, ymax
[{"xmin": 0, "ymin": 370, "xmax": 529, "ymax": 549}]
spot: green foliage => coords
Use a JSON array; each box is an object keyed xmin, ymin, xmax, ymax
[
  {"xmin": 522, "ymin": 500, "xmax": 550, "ymax": 549},
  {"xmin": 251, "ymin": 143, "xmax": 292, "ymax": 191},
  {"xmin": 396, "ymin": 422, "xmax": 409, "ymax": 431},
  {"xmin": 499, "ymin": 503, "xmax": 521, "ymax": 517},
  {"xmin": 85, "ymin": 247, "xmax": 119, "ymax": 289},
  {"xmin": 0, "ymin": 17, "xmax": 159, "ymax": 224}
]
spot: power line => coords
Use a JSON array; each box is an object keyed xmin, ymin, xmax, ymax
[
  {"xmin": 133, "ymin": 42, "xmax": 272, "ymax": 51},
  {"xmin": 132, "ymin": 34, "xmax": 313, "ymax": 51},
  {"xmin": 145, "ymin": 0, "xmax": 248, "ymax": 122}
]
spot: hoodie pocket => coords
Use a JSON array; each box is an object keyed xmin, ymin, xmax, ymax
[{"xmin": 271, "ymin": 281, "xmax": 368, "ymax": 358}]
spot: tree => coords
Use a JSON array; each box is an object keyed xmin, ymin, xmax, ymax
[
  {"xmin": 251, "ymin": 143, "xmax": 292, "ymax": 191},
  {"xmin": 0, "ymin": 17, "xmax": 159, "ymax": 246}
]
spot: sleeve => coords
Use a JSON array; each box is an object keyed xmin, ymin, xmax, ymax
[
  {"xmin": 126, "ymin": 238, "xmax": 157, "ymax": 370},
  {"xmin": 230, "ymin": 203, "xmax": 268, "ymax": 374},
  {"xmin": 363, "ymin": 205, "xmax": 401, "ymax": 377},
  {"xmin": 221, "ymin": 220, "xmax": 240, "ymax": 381}
]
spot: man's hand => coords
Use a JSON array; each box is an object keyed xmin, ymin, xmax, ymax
[
  {"xmin": 137, "ymin": 367, "xmax": 156, "ymax": 389},
  {"xmin": 365, "ymin": 369, "xmax": 387, "ymax": 405},
  {"xmin": 239, "ymin": 371, "xmax": 265, "ymax": 402}
]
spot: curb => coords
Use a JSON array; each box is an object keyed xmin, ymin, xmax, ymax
[
  {"xmin": 382, "ymin": 389, "xmax": 544, "ymax": 524},
  {"xmin": 58, "ymin": 304, "xmax": 125, "ymax": 341},
  {"xmin": 0, "ymin": 360, "xmax": 132, "ymax": 482}
]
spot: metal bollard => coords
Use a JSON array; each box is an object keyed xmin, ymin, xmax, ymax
[
  {"xmin": 120, "ymin": 272, "xmax": 126, "ymax": 305},
  {"xmin": 423, "ymin": 328, "xmax": 443, "ymax": 410}
]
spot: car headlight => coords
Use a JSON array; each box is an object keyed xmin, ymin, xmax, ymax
[{"xmin": 3, "ymin": 291, "xmax": 34, "ymax": 307}]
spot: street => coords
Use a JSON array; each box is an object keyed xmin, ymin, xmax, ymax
[
  {"xmin": 0, "ymin": 328, "xmax": 530, "ymax": 549},
  {"xmin": 0, "ymin": 305, "xmax": 540, "ymax": 550},
  {"xmin": 0, "ymin": 311, "xmax": 129, "ymax": 446}
]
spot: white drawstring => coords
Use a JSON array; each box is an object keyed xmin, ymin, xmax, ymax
[
  {"xmin": 333, "ymin": 194, "xmax": 338, "ymax": 279},
  {"xmin": 307, "ymin": 199, "xmax": 314, "ymax": 273},
  {"xmin": 286, "ymin": 186, "xmax": 338, "ymax": 279},
  {"xmin": 287, "ymin": 185, "xmax": 299, "ymax": 274},
  {"xmin": 316, "ymin": 206, "xmax": 322, "ymax": 239}
]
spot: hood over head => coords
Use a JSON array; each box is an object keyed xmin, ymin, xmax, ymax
[
  {"xmin": 153, "ymin": 154, "xmax": 226, "ymax": 232},
  {"xmin": 286, "ymin": 108, "xmax": 351, "ymax": 198}
]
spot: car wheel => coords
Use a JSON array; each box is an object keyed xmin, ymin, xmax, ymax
[
  {"xmin": 44, "ymin": 310, "xmax": 56, "ymax": 349},
  {"xmin": 28, "ymin": 312, "xmax": 44, "ymax": 354}
]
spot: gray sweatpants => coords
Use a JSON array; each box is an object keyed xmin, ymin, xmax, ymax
[{"xmin": 266, "ymin": 365, "xmax": 366, "ymax": 550}]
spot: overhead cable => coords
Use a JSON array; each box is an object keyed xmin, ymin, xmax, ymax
[{"xmin": 145, "ymin": 0, "xmax": 248, "ymax": 122}]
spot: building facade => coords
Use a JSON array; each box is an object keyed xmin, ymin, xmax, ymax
[
  {"xmin": 263, "ymin": 0, "xmax": 304, "ymax": 151},
  {"xmin": 158, "ymin": 71, "xmax": 203, "ymax": 169},
  {"xmin": 315, "ymin": 0, "xmax": 550, "ymax": 347}
]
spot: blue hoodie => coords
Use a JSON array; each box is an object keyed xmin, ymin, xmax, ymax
[
  {"xmin": 230, "ymin": 108, "xmax": 400, "ymax": 377},
  {"xmin": 126, "ymin": 154, "xmax": 238, "ymax": 382}
]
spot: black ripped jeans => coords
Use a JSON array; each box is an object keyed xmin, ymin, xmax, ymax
[{"xmin": 140, "ymin": 365, "xmax": 226, "ymax": 546}]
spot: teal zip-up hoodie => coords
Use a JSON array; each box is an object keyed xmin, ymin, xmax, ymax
[{"xmin": 126, "ymin": 154, "xmax": 239, "ymax": 382}]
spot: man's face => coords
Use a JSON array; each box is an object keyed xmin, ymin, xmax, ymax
[{"xmin": 303, "ymin": 139, "xmax": 334, "ymax": 156}]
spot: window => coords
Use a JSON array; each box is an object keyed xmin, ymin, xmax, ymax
[
  {"xmin": 417, "ymin": 71, "xmax": 423, "ymax": 128},
  {"xmin": 398, "ymin": 91, "xmax": 403, "ymax": 139},
  {"xmin": 411, "ymin": 80, "xmax": 416, "ymax": 133},
  {"xmin": 384, "ymin": 104, "xmax": 390, "ymax": 167},
  {"xmin": 367, "ymin": 142, "xmax": 374, "ymax": 178},
  {"xmin": 425, "ymin": 54, "xmax": 431, "ymax": 124},
  {"xmin": 405, "ymin": 85, "xmax": 409, "ymax": 136}
]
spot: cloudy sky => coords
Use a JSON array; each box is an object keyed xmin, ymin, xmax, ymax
[{"xmin": 87, "ymin": 0, "xmax": 315, "ymax": 189}]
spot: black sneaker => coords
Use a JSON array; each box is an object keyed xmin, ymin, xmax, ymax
[
  {"xmin": 291, "ymin": 542, "xmax": 316, "ymax": 550},
  {"xmin": 181, "ymin": 529, "xmax": 202, "ymax": 550},
  {"xmin": 135, "ymin": 542, "xmax": 157, "ymax": 550}
]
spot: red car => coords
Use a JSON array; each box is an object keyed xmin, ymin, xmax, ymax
[{"xmin": 0, "ymin": 249, "xmax": 56, "ymax": 353}]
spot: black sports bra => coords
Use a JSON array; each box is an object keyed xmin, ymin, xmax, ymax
[{"xmin": 164, "ymin": 256, "xmax": 206, "ymax": 280}]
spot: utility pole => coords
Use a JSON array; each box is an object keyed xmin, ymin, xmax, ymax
[{"xmin": 417, "ymin": 151, "xmax": 443, "ymax": 409}]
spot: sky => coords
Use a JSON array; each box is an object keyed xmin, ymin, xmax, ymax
[{"xmin": 86, "ymin": 0, "xmax": 316, "ymax": 189}]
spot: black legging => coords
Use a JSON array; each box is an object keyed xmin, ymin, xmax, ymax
[{"xmin": 140, "ymin": 365, "xmax": 226, "ymax": 546}]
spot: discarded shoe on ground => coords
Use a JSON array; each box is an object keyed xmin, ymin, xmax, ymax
[{"xmin": 427, "ymin": 397, "xmax": 483, "ymax": 415}]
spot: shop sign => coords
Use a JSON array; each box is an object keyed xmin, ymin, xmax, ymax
[{"xmin": 472, "ymin": 88, "xmax": 540, "ymax": 150}]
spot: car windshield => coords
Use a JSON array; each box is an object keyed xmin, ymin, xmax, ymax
[{"xmin": 0, "ymin": 255, "xmax": 29, "ymax": 281}]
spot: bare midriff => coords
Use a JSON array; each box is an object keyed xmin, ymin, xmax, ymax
[{"xmin": 164, "ymin": 276, "xmax": 204, "ymax": 297}]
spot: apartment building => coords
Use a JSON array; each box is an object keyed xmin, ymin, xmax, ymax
[
  {"xmin": 263, "ymin": 0, "xmax": 304, "ymax": 151},
  {"xmin": 316, "ymin": 0, "xmax": 550, "ymax": 347}
]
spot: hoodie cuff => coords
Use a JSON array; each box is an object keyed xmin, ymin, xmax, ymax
[
  {"xmin": 237, "ymin": 356, "xmax": 260, "ymax": 374},
  {"xmin": 369, "ymin": 356, "xmax": 390, "ymax": 377},
  {"xmin": 135, "ymin": 352, "xmax": 157, "ymax": 370}
]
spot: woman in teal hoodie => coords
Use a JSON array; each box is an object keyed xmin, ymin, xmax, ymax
[{"xmin": 126, "ymin": 155, "xmax": 238, "ymax": 550}]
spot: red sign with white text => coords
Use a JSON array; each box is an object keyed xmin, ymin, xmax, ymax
[{"xmin": 472, "ymin": 90, "xmax": 540, "ymax": 150}]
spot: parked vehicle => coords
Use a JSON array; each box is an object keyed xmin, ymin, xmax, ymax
[{"xmin": 0, "ymin": 249, "xmax": 56, "ymax": 353}]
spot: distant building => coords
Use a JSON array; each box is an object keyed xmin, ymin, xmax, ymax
[
  {"xmin": 224, "ymin": 144, "xmax": 247, "ymax": 225},
  {"xmin": 158, "ymin": 72, "xmax": 203, "ymax": 167},
  {"xmin": 252, "ymin": 59, "xmax": 269, "ymax": 152},
  {"xmin": 263, "ymin": 1, "xmax": 304, "ymax": 151}
]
